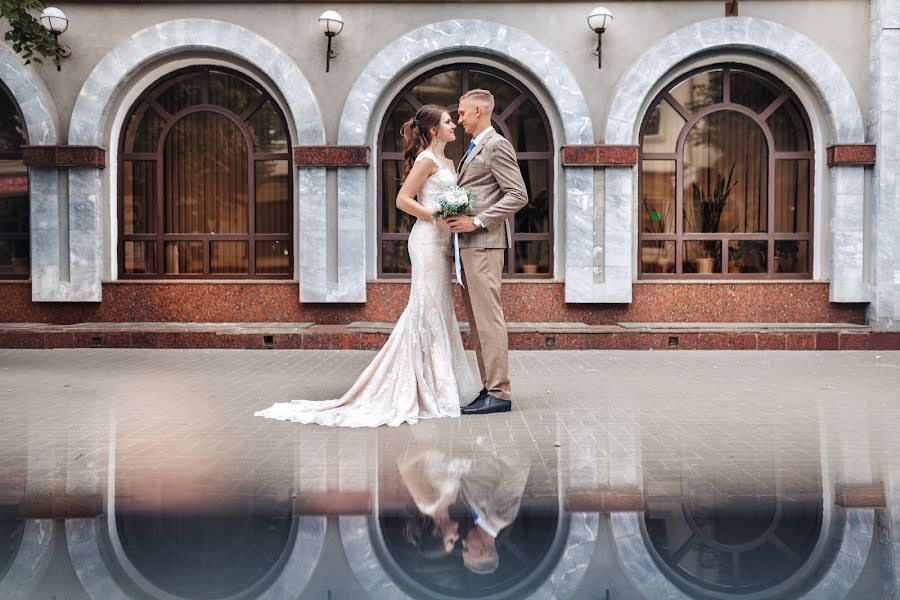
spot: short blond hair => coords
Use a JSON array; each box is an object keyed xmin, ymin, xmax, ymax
[{"xmin": 460, "ymin": 89, "xmax": 495, "ymax": 115}]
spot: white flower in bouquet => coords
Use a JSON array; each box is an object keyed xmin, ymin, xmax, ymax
[{"xmin": 432, "ymin": 185, "xmax": 476, "ymax": 219}]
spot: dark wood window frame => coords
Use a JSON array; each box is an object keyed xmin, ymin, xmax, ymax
[
  {"xmin": 638, "ymin": 64, "xmax": 815, "ymax": 280},
  {"xmin": 118, "ymin": 66, "xmax": 293, "ymax": 279},
  {"xmin": 377, "ymin": 64, "xmax": 555, "ymax": 280}
]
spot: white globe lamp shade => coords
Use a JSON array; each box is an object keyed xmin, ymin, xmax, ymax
[
  {"xmin": 587, "ymin": 7, "xmax": 612, "ymax": 33},
  {"xmin": 318, "ymin": 11, "xmax": 344, "ymax": 36},
  {"xmin": 40, "ymin": 7, "xmax": 69, "ymax": 35}
]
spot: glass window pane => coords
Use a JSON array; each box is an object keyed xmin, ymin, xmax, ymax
[
  {"xmin": 729, "ymin": 69, "xmax": 782, "ymax": 114},
  {"xmin": 775, "ymin": 160, "xmax": 810, "ymax": 233},
  {"xmin": 642, "ymin": 100, "xmax": 685, "ymax": 154},
  {"xmin": 381, "ymin": 161, "xmax": 415, "ymax": 234},
  {"xmin": 671, "ymin": 69, "xmax": 723, "ymax": 113},
  {"xmin": 247, "ymin": 100, "xmax": 289, "ymax": 154},
  {"xmin": 409, "ymin": 70, "xmax": 462, "ymax": 109},
  {"xmin": 124, "ymin": 241, "xmax": 156, "ymax": 274},
  {"xmin": 210, "ymin": 241, "xmax": 248, "ymax": 274},
  {"xmin": 775, "ymin": 240, "xmax": 808, "ymax": 273},
  {"xmin": 0, "ymin": 92, "xmax": 26, "ymax": 153},
  {"xmin": 641, "ymin": 160, "xmax": 675, "ymax": 234},
  {"xmin": 164, "ymin": 112, "xmax": 248, "ymax": 234},
  {"xmin": 0, "ymin": 239, "xmax": 28, "ymax": 276},
  {"xmin": 728, "ymin": 240, "xmax": 767, "ymax": 274},
  {"xmin": 381, "ymin": 101, "xmax": 415, "ymax": 154},
  {"xmin": 515, "ymin": 160, "xmax": 550, "ymax": 233},
  {"xmin": 209, "ymin": 71, "xmax": 261, "ymax": 116},
  {"xmin": 156, "ymin": 73, "xmax": 203, "ymax": 115},
  {"xmin": 766, "ymin": 97, "xmax": 809, "ymax": 152},
  {"xmin": 468, "ymin": 70, "xmax": 521, "ymax": 116},
  {"xmin": 683, "ymin": 241, "xmax": 721, "ymax": 274},
  {"xmin": 0, "ymin": 161, "xmax": 29, "ymax": 235},
  {"xmin": 382, "ymin": 240, "xmax": 411, "ymax": 274},
  {"xmin": 514, "ymin": 241, "xmax": 550, "ymax": 274},
  {"xmin": 684, "ymin": 111, "xmax": 768, "ymax": 233},
  {"xmin": 123, "ymin": 161, "xmax": 156, "ymax": 234},
  {"xmin": 124, "ymin": 105, "xmax": 164, "ymax": 153},
  {"xmin": 255, "ymin": 240, "xmax": 290, "ymax": 275},
  {"xmin": 164, "ymin": 241, "xmax": 203, "ymax": 274},
  {"xmin": 504, "ymin": 99, "xmax": 548, "ymax": 152},
  {"xmin": 641, "ymin": 241, "xmax": 675, "ymax": 274},
  {"xmin": 255, "ymin": 161, "xmax": 290, "ymax": 234}
]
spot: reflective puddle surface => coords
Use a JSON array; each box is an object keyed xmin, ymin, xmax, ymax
[{"xmin": 0, "ymin": 349, "xmax": 897, "ymax": 598}]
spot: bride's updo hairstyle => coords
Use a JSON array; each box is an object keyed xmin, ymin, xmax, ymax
[{"xmin": 400, "ymin": 104, "xmax": 446, "ymax": 182}]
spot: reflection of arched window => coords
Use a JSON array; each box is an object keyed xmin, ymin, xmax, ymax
[
  {"xmin": 643, "ymin": 494, "xmax": 824, "ymax": 597},
  {"xmin": 119, "ymin": 67, "xmax": 292, "ymax": 278},
  {"xmin": 378, "ymin": 64, "xmax": 553, "ymax": 278},
  {"xmin": 0, "ymin": 86, "xmax": 28, "ymax": 280},
  {"xmin": 0, "ymin": 508, "xmax": 24, "ymax": 581},
  {"xmin": 639, "ymin": 65, "xmax": 813, "ymax": 278},
  {"xmin": 374, "ymin": 451, "xmax": 566, "ymax": 599},
  {"xmin": 115, "ymin": 507, "xmax": 292, "ymax": 598}
]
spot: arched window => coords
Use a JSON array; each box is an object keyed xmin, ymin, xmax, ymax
[
  {"xmin": 0, "ymin": 86, "xmax": 28, "ymax": 280},
  {"xmin": 639, "ymin": 65, "xmax": 813, "ymax": 278},
  {"xmin": 378, "ymin": 64, "xmax": 553, "ymax": 278},
  {"xmin": 119, "ymin": 67, "xmax": 292, "ymax": 278}
]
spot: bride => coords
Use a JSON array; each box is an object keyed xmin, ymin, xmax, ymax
[{"xmin": 255, "ymin": 104, "xmax": 482, "ymax": 427}]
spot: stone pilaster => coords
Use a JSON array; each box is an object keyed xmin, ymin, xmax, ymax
[{"xmin": 868, "ymin": 0, "xmax": 900, "ymax": 328}]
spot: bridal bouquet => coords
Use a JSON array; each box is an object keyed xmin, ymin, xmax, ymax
[{"xmin": 432, "ymin": 185, "xmax": 475, "ymax": 219}]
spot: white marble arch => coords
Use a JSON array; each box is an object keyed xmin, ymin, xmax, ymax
[
  {"xmin": 61, "ymin": 19, "xmax": 325, "ymax": 302},
  {"xmin": 601, "ymin": 17, "xmax": 868, "ymax": 304},
  {"xmin": 335, "ymin": 19, "xmax": 595, "ymax": 303},
  {"xmin": 0, "ymin": 43, "xmax": 63, "ymax": 303}
]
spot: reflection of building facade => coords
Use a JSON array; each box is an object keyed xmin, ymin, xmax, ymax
[
  {"xmin": 1, "ymin": 1, "xmax": 899, "ymax": 347},
  {"xmin": 0, "ymin": 409, "xmax": 891, "ymax": 599}
]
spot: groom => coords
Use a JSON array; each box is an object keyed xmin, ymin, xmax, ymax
[{"xmin": 448, "ymin": 89, "xmax": 528, "ymax": 415}]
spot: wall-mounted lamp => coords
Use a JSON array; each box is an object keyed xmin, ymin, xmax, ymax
[
  {"xmin": 587, "ymin": 7, "xmax": 612, "ymax": 69},
  {"xmin": 318, "ymin": 10, "xmax": 344, "ymax": 73},
  {"xmin": 40, "ymin": 7, "xmax": 71, "ymax": 66}
]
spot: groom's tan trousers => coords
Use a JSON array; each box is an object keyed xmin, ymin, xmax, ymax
[{"xmin": 459, "ymin": 247, "xmax": 511, "ymax": 401}]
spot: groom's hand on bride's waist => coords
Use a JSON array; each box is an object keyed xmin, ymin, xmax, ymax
[{"xmin": 447, "ymin": 216, "xmax": 481, "ymax": 233}]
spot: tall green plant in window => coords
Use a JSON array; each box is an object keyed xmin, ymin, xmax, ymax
[
  {"xmin": 686, "ymin": 162, "xmax": 738, "ymax": 260},
  {"xmin": 1, "ymin": 0, "xmax": 67, "ymax": 69}
]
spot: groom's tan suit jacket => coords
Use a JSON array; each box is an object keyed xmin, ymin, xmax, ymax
[
  {"xmin": 455, "ymin": 128, "xmax": 527, "ymax": 401},
  {"xmin": 456, "ymin": 129, "xmax": 528, "ymax": 248}
]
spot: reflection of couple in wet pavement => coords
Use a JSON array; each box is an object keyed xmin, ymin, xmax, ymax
[{"xmin": 398, "ymin": 442, "xmax": 530, "ymax": 575}]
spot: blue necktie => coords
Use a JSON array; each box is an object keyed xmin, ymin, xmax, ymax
[{"xmin": 464, "ymin": 141, "xmax": 476, "ymax": 160}]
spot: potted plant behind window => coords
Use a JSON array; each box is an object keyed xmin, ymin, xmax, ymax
[
  {"xmin": 685, "ymin": 162, "xmax": 737, "ymax": 274},
  {"xmin": 642, "ymin": 198, "xmax": 674, "ymax": 273}
]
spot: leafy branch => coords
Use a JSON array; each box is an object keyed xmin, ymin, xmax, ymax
[{"xmin": 1, "ymin": 0, "xmax": 66, "ymax": 70}]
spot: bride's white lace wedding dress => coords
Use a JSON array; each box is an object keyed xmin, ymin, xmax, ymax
[{"xmin": 254, "ymin": 150, "xmax": 481, "ymax": 427}]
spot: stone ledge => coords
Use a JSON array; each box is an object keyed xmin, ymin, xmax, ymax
[
  {"xmin": 293, "ymin": 145, "xmax": 369, "ymax": 167},
  {"xmin": 836, "ymin": 484, "xmax": 886, "ymax": 508},
  {"xmin": 22, "ymin": 145, "xmax": 106, "ymax": 168},
  {"xmin": 826, "ymin": 144, "xmax": 876, "ymax": 166},
  {"xmin": 561, "ymin": 145, "xmax": 638, "ymax": 166},
  {"xmin": 2, "ymin": 322, "xmax": 896, "ymax": 351}
]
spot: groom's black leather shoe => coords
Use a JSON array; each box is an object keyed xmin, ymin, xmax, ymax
[
  {"xmin": 465, "ymin": 388, "xmax": 489, "ymax": 407},
  {"xmin": 461, "ymin": 394, "xmax": 511, "ymax": 415}
]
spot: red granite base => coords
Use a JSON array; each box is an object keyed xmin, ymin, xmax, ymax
[
  {"xmin": 0, "ymin": 280, "xmax": 868, "ymax": 325},
  {"xmin": 2, "ymin": 324, "xmax": 896, "ymax": 351}
]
